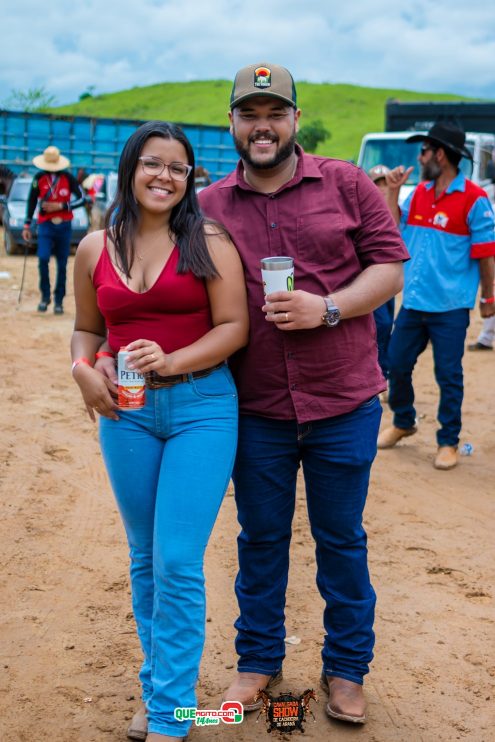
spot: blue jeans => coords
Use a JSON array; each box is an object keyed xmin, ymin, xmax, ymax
[
  {"xmin": 387, "ymin": 307, "xmax": 470, "ymax": 446},
  {"xmin": 232, "ymin": 396, "xmax": 381, "ymax": 685},
  {"xmin": 37, "ymin": 220, "xmax": 71, "ymax": 304},
  {"xmin": 373, "ymin": 298, "xmax": 395, "ymax": 378},
  {"xmin": 99, "ymin": 365, "xmax": 238, "ymax": 737}
]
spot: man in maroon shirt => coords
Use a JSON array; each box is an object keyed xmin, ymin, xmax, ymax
[{"xmin": 199, "ymin": 63, "xmax": 408, "ymax": 725}]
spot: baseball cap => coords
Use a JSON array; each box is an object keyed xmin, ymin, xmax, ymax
[
  {"xmin": 368, "ymin": 164, "xmax": 390, "ymax": 182},
  {"xmin": 230, "ymin": 63, "xmax": 297, "ymax": 109}
]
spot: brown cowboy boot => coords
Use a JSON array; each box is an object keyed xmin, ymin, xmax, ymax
[
  {"xmin": 223, "ymin": 670, "xmax": 283, "ymax": 711},
  {"xmin": 320, "ymin": 674, "xmax": 367, "ymax": 724}
]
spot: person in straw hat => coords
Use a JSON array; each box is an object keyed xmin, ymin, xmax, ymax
[{"xmin": 22, "ymin": 145, "xmax": 85, "ymax": 314}]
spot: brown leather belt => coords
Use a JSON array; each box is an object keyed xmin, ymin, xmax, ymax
[
  {"xmin": 50, "ymin": 217, "xmax": 64, "ymax": 225},
  {"xmin": 144, "ymin": 362, "xmax": 225, "ymax": 389}
]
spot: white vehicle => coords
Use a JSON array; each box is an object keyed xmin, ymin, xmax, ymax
[{"xmin": 357, "ymin": 131, "xmax": 495, "ymax": 205}]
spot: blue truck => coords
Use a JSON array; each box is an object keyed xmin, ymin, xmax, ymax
[
  {"xmin": 0, "ymin": 108, "xmax": 239, "ymax": 253},
  {"xmin": 0, "ymin": 108, "xmax": 238, "ymax": 181}
]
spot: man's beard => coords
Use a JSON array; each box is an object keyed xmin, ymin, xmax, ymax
[
  {"xmin": 421, "ymin": 158, "xmax": 441, "ymax": 181},
  {"xmin": 232, "ymin": 130, "xmax": 297, "ymax": 170}
]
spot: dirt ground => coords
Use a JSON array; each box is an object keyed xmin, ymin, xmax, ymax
[{"xmin": 0, "ymin": 235, "xmax": 493, "ymax": 742}]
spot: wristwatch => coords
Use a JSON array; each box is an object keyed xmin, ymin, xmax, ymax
[{"xmin": 321, "ymin": 296, "xmax": 341, "ymax": 327}]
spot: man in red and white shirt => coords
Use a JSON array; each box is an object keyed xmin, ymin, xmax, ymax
[{"xmin": 22, "ymin": 145, "xmax": 84, "ymax": 314}]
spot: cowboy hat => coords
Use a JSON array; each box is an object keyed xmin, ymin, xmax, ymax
[
  {"xmin": 32, "ymin": 146, "xmax": 70, "ymax": 172},
  {"xmin": 406, "ymin": 122, "xmax": 473, "ymax": 161}
]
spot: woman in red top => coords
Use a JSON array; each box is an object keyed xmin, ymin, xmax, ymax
[{"xmin": 71, "ymin": 121, "xmax": 248, "ymax": 741}]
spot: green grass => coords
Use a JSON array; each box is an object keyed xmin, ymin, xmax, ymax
[{"xmin": 49, "ymin": 80, "xmax": 482, "ymax": 161}]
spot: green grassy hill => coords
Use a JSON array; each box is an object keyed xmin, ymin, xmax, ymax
[{"xmin": 50, "ymin": 80, "xmax": 479, "ymax": 161}]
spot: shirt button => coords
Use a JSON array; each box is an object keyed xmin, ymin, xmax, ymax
[
  {"xmin": 271, "ymin": 222, "xmax": 277, "ymax": 228},
  {"xmin": 287, "ymin": 352, "xmax": 294, "ymax": 359},
  {"xmin": 290, "ymin": 383, "xmax": 297, "ymax": 390}
]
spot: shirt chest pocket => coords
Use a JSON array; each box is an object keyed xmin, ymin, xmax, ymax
[{"xmin": 296, "ymin": 214, "xmax": 345, "ymax": 264}]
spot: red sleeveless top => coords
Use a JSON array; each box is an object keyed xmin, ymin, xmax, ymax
[{"xmin": 92, "ymin": 235, "xmax": 212, "ymax": 354}]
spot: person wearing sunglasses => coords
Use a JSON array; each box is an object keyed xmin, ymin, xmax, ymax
[
  {"xmin": 378, "ymin": 122, "xmax": 495, "ymax": 470},
  {"xmin": 70, "ymin": 121, "xmax": 249, "ymax": 740}
]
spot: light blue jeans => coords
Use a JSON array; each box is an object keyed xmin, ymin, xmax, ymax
[{"xmin": 99, "ymin": 365, "xmax": 238, "ymax": 738}]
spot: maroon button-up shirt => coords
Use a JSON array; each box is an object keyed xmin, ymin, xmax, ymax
[{"xmin": 199, "ymin": 147, "xmax": 409, "ymax": 423}]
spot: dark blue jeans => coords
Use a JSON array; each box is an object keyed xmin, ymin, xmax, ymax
[
  {"xmin": 37, "ymin": 220, "xmax": 71, "ymax": 304},
  {"xmin": 373, "ymin": 298, "xmax": 395, "ymax": 378},
  {"xmin": 232, "ymin": 396, "xmax": 382, "ymax": 685},
  {"xmin": 387, "ymin": 307, "xmax": 470, "ymax": 446}
]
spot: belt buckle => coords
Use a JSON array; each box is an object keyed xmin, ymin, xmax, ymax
[{"xmin": 51, "ymin": 217, "xmax": 63, "ymax": 225}]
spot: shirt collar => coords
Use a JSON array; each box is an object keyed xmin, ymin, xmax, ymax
[
  {"xmin": 424, "ymin": 170, "xmax": 466, "ymax": 194},
  {"xmin": 218, "ymin": 144, "xmax": 323, "ymax": 191}
]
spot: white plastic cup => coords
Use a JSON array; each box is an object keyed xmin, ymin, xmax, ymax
[{"xmin": 261, "ymin": 256, "xmax": 295, "ymax": 297}]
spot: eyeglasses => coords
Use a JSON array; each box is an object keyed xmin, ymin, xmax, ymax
[
  {"xmin": 138, "ymin": 156, "xmax": 193, "ymax": 181},
  {"xmin": 420, "ymin": 145, "xmax": 437, "ymax": 156}
]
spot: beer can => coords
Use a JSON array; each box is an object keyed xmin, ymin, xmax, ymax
[{"xmin": 117, "ymin": 349, "xmax": 145, "ymax": 409}]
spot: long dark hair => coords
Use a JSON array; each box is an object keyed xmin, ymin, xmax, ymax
[{"xmin": 105, "ymin": 120, "xmax": 219, "ymax": 278}]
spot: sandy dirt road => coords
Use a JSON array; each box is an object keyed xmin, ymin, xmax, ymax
[{"xmin": 0, "ymin": 236, "xmax": 493, "ymax": 741}]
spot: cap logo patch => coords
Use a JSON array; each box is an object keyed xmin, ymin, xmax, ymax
[{"xmin": 254, "ymin": 67, "xmax": 271, "ymax": 89}]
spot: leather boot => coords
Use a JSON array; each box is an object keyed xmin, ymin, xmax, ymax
[
  {"xmin": 126, "ymin": 704, "xmax": 147, "ymax": 740},
  {"xmin": 222, "ymin": 670, "xmax": 283, "ymax": 711},
  {"xmin": 377, "ymin": 424, "xmax": 417, "ymax": 449},
  {"xmin": 320, "ymin": 674, "xmax": 367, "ymax": 724},
  {"xmin": 434, "ymin": 445, "xmax": 458, "ymax": 470}
]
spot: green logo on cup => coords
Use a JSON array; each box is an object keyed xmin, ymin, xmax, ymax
[{"xmin": 286, "ymin": 274, "xmax": 294, "ymax": 291}]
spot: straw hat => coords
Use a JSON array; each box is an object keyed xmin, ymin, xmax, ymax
[{"xmin": 32, "ymin": 146, "xmax": 70, "ymax": 172}]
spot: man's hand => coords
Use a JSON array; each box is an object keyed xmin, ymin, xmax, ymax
[
  {"xmin": 386, "ymin": 165, "xmax": 414, "ymax": 193},
  {"xmin": 262, "ymin": 290, "xmax": 326, "ymax": 330},
  {"xmin": 480, "ymin": 301, "xmax": 495, "ymax": 318},
  {"xmin": 41, "ymin": 201, "xmax": 63, "ymax": 213},
  {"xmin": 22, "ymin": 227, "xmax": 32, "ymax": 243}
]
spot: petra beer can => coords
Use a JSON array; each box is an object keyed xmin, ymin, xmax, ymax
[{"xmin": 117, "ymin": 349, "xmax": 145, "ymax": 409}]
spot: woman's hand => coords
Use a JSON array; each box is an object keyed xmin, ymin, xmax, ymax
[
  {"xmin": 125, "ymin": 339, "xmax": 173, "ymax": 376},
  {"xmin": 94, "ymin": 355, "xmax": 118, "ymax": 385},
  {"xmin": 73, "ymin": 364, "xmax": 119, "ymax": 422}
]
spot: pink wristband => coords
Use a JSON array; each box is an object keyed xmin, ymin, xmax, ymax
[{"xmin": 71, "ymin": 357, "xmax": 92, "ymax": 372}]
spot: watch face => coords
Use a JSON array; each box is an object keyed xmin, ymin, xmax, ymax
[{"xmin": 323, "ymin": 308, "xmax": 340, "ymax": 327}]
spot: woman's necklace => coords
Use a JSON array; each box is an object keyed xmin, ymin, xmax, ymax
[{"xmin": 135, "ymin": 230, "xmax": 174, "ymax": 261}]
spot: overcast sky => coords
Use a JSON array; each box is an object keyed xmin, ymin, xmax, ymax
[{"xmin": 2, "ymin": 0, "xmax": 495, "ymax": 107}]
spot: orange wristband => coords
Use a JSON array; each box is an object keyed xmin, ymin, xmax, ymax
[
  {"xmin": 95, "ymin": 351, "xmax": 115, "ymax": 359},
  {"xmin": 71, "ymin": 357, "xmax": 92, "ymax": 372}
]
